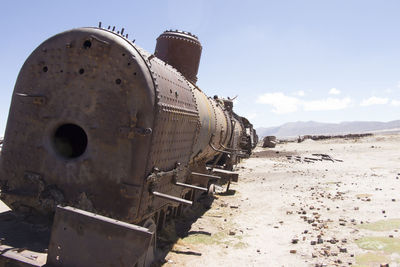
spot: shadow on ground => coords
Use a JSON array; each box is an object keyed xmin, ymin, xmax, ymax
[{"xmin": 153, "ymin": 188, "xmax": 236, "ymax": 266}]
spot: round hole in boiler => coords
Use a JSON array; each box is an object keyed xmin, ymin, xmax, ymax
[
  {"xmin": 52, "ymin": 124, "xmax": 87, "ymax": 159},
  {"xmin": 83, "ymin": 40, "xmax": 92, "ymax": 49}
]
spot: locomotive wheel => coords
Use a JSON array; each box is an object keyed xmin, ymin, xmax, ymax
[{"xmin": 137, "ymin": 218, "xmax": 157, "ymax": 267}]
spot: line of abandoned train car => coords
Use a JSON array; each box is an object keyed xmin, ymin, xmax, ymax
[{"xmin": 0, "ymin": 24, "xmax": 257, "ymax": 266}]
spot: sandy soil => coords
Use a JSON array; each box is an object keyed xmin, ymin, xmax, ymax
[
  {"xmin": 163, "ymin": 134, "xmax": 400, "ymax": 267},
  {"xmin": 1, "ymin": 134, "xmax": 399, "ymax": 266}
]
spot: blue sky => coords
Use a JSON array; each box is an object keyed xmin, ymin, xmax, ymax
[{"xmin": 1, "ymin": 0, "xmax": 399, "ymax": 135}]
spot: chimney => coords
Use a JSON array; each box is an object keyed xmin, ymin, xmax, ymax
[{"xmin": 155, "ymin": 30, "xmax": 202, "ymax": 84}]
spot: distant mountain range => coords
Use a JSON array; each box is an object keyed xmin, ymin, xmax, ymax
[{"xmin": 256, "ymin": 120, "xmax": 400, "ymax": 138}]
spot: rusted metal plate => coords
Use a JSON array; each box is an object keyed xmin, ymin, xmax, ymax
[
  {"xmin": 47, "ymin": 206, "xmax": 153, "ymax": 267},
  {"xmin": 144, "ymin": 55, "xmax": 199, "ymax": 174}
]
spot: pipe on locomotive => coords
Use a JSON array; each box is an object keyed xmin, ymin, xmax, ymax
[{"xmin": 0, "ymin": 26, "xmax": 255, "ymax": 224}]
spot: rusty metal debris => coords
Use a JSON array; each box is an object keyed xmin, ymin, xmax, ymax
[
  {"xmin": 262, "ymin": 136, "xmax": 277, "ymax": 148},
  {"xmin": 0, "ymin": 24, "xmax": 258, "ymax": 267},
  {"xmin": 297, "ymin": 133, "xmax": 373, "ymax": 143},
  {"xmin": 286, "ymin": 154, "xmax": 343, "ymax": 163}
]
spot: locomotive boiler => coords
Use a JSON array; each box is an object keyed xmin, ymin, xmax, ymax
[{"xmin": 0, "ymin": 24, "xmax": 257, "ymax": 266}]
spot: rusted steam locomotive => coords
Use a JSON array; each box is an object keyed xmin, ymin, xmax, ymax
[{"xmin": 0, "ymin": 24, "xmax": 257, "ymax": 266}]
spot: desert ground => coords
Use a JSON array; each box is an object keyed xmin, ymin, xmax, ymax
[
  {"xmin": 0, "ymin": 134, "xmax": 399, "ymax": 266},
  {"xmin": 162, "ymin": 134, "xmax": 400, "ymax": 267}
]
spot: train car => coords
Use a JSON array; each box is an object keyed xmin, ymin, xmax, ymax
[{"xmin": 0, "ymin": 24, "xmax": 258, "ymax": 266}]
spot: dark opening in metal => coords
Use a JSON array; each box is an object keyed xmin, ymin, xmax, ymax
[
  {"xmin": 53, "ymin": 124, "xmax": 87, "ymax": 158},
  {"xmin": 83, "ymin": 40, "xmax": 92, "ymax": 49}
]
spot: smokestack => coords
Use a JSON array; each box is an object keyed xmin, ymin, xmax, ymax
[{"xmin": 154, "ymin": 30, "xmax": 202, "ymax": 84}]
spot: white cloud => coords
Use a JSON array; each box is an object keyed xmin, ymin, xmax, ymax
[
  {"xmin": 295, "ymin": 90, "xmax": 305, "ymax": 96},
  {"xmin": 329, "ymin": 88, "xmax": 341, "ymax": 95},
  {"xmin": 391, "ymin": 99, "xmax": 400, "ymax": 106},
  {"xmin": 303, "ymin": 97, "xmax": 352, "ymax": 111},
  {"xmin": 360, "ymin": 96, "xmax": 389, "ymax": 106},
  {"xmin": 256, "ymin": 92, "xmax": 300, "ymax": 114},
  {"xmin": 256, "ymin": 92, "xmax": 352, "ymax": 113},
  {"xmin": 385, "ymin": 88, "xmax": 393, "ymax": 94}
]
